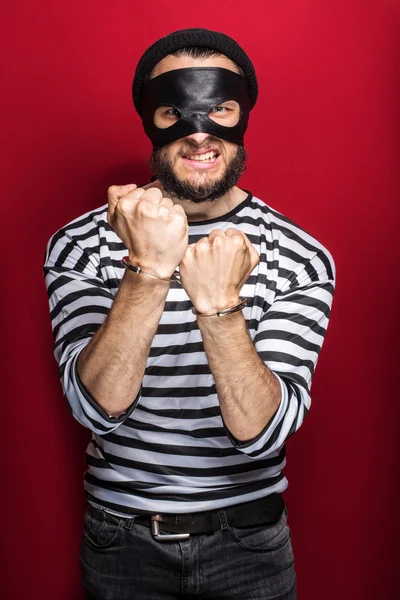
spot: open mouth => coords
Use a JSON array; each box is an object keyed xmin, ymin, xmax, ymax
[
  {"xmin": 180, "ymin": 149, "xmax": 222, "ymax": 170},
  {"xmin": 182, "ymin": 150, "xmax": 220, "ymax": 162}
]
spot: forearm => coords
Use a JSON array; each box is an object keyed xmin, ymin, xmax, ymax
[
  {"xmin": 198, "ymin": 311, "xmax": 281, "ymax": 442},
  {"xmin": 77, "ymin": 269, "xmax": 169, "ymax": 417}
]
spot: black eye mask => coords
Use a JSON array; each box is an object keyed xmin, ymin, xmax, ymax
[{"xmin": 141, "ymin": 67, "xmax": 251, "ymax": 150}]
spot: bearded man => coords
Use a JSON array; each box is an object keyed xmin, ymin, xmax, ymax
[{"xmin": 44, "ymin": 28, "xmax": 335, "ymax": 600}]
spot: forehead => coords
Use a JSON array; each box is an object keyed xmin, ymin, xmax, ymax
[{"xmin": 150, "ymin": 54, "xmax": 240, "ymax": 79}]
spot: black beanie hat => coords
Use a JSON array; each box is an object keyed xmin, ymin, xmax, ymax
[{"xmin": 132, "ymin": 28, "xmax": 258, "ymax": 116}]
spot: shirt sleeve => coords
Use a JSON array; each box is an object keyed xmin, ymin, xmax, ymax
[
  {"xmin": 225, "ymin": 249, "xmax": 335, "ymax": 458},
  {"xmin": 43, "ymin": 228, "xmax": 141, "ymax": 434}
]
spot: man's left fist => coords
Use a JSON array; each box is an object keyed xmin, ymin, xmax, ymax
[{"xmin": 179, "ymin": 227, "xmax": 260, "ymax": 314}]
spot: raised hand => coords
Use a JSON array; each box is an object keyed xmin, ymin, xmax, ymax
[
  {"xmin": 107, "ymin": 185, "xmax": 189, "ymax": 279},
  {"xmin": 179, "ymin": 227, "xmax": 260, "ymax": 314}
]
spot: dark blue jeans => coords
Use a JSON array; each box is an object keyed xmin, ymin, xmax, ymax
[{"xmin": 80, "ymin": 502, "xmax": 297, "ymax": 599}]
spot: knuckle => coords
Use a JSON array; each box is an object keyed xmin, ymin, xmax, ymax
[
  {"xmin": 131, "ymin": 188, "xmax": 145, "ymax": 201},
  {"xmin": 108, "ymin": 185, "xmax": 123, "ymax": 201},
  {"xmin": 161, "ymin": 198, "xmax": 174, "ymax": 209},
  {"xmin": 144, "ymin": 188, "xmax": 163, "ymax": 201},
  {"xmin": 232, "ymin": 235, "xmax": 244, "ymax": 245},
  {"xmin": 213, "ymin": 236, "xmax": 224, "ymax": 245},
  {"xmin": 158, "ymin": 206, "xmax": 170, "ymax": 219},
  {"xmin": 174, "ymin": 209, "xmax": 188, "ymax": 222},
  {"xmin": 173, "ymin": 204, "xmax": 185, "ymax": 214},
  {"xmin": 118, "ymin": 196, "xmax": 135, "ymax": 213}
]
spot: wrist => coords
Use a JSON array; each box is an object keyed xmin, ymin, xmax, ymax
[
  {"xmin": 192, "ymin": 296, "xmax": 241, "ymax": 315},
  {"xmin": 127, "ymin": 253, "xmax": 177, "ymax": 279},
  {"xmin": 123, "ymin": 267, "xmax": 170, "ymax": 289}
]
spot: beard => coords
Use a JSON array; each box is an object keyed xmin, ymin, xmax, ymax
[{"xmin": 149, "ymin": 140, "xmax": 247, "ymax": 203}]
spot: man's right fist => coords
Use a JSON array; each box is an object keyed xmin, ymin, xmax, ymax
[{"xmin": 107, "ymin": 184, "xmax": 189, "ymax": 279}]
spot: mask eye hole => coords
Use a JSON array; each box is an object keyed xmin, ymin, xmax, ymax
[
  {"xmin": 209, "ymin": 101, "xmax": 240, "ymax": 127},
  {"xmin": 154, "ymin": 106, "xmax": 181, "ymax": 129}
]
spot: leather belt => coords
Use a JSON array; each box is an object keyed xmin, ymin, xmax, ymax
[{"xmin": 134, "ymin": 493, "xmax": 285, "ymax": 542}]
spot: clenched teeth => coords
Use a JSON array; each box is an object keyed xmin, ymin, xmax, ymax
[{"xmin": 185, "ymin": 151, "xmax": 219, "ymax": 161}]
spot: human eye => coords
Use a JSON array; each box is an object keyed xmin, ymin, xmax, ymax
[
  {"xmin": 153, "ymin": 106, "xmax": 180, "ymax": 129},
  {"xmin": 211, "ymin": 105, "xmax": 228, "ymax": 114},
  {"xmin": 165, "ymin": 107, "xmax": 180, "ymax": 118},
  {"xmin": 208, "ymin": 101, "xmax": 240, "ymax": 127}
]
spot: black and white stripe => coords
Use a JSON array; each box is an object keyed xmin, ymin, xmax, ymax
[{"xmin": 44, "ymin": 192, "xmax": 335, "ymax": 515}]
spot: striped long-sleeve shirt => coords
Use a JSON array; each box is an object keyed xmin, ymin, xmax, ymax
[{"xmin": 44, "ymin": 191, "xmax": 335, "ymax": 516}]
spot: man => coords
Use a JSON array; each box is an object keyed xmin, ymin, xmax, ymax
[{"xmin": 44, "ymin": 28, "xmax": 335, "ymax": 600}]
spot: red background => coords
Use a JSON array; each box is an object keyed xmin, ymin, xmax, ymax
[{"xmin": 1, "ymin": 1, "xmax": 399, "ymax": 598}]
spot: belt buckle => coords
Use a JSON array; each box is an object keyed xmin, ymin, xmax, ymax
[{"xmin": 151, "ymin": 514, "xmax": 190, "ymax": 542}]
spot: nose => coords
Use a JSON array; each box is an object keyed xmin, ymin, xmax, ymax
[{"xmin": 186, "ymin": 132, "xmax": 210, "ymax": 145}]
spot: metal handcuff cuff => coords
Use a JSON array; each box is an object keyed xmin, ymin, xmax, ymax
[{"xmin": 121, "ymin": 256, "xmax": 247, "ymax": 317}]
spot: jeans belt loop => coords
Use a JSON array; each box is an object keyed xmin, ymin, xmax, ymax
[{"xmin": 217, "ymin": 509, "xmax": 229, "ymax": 532}]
